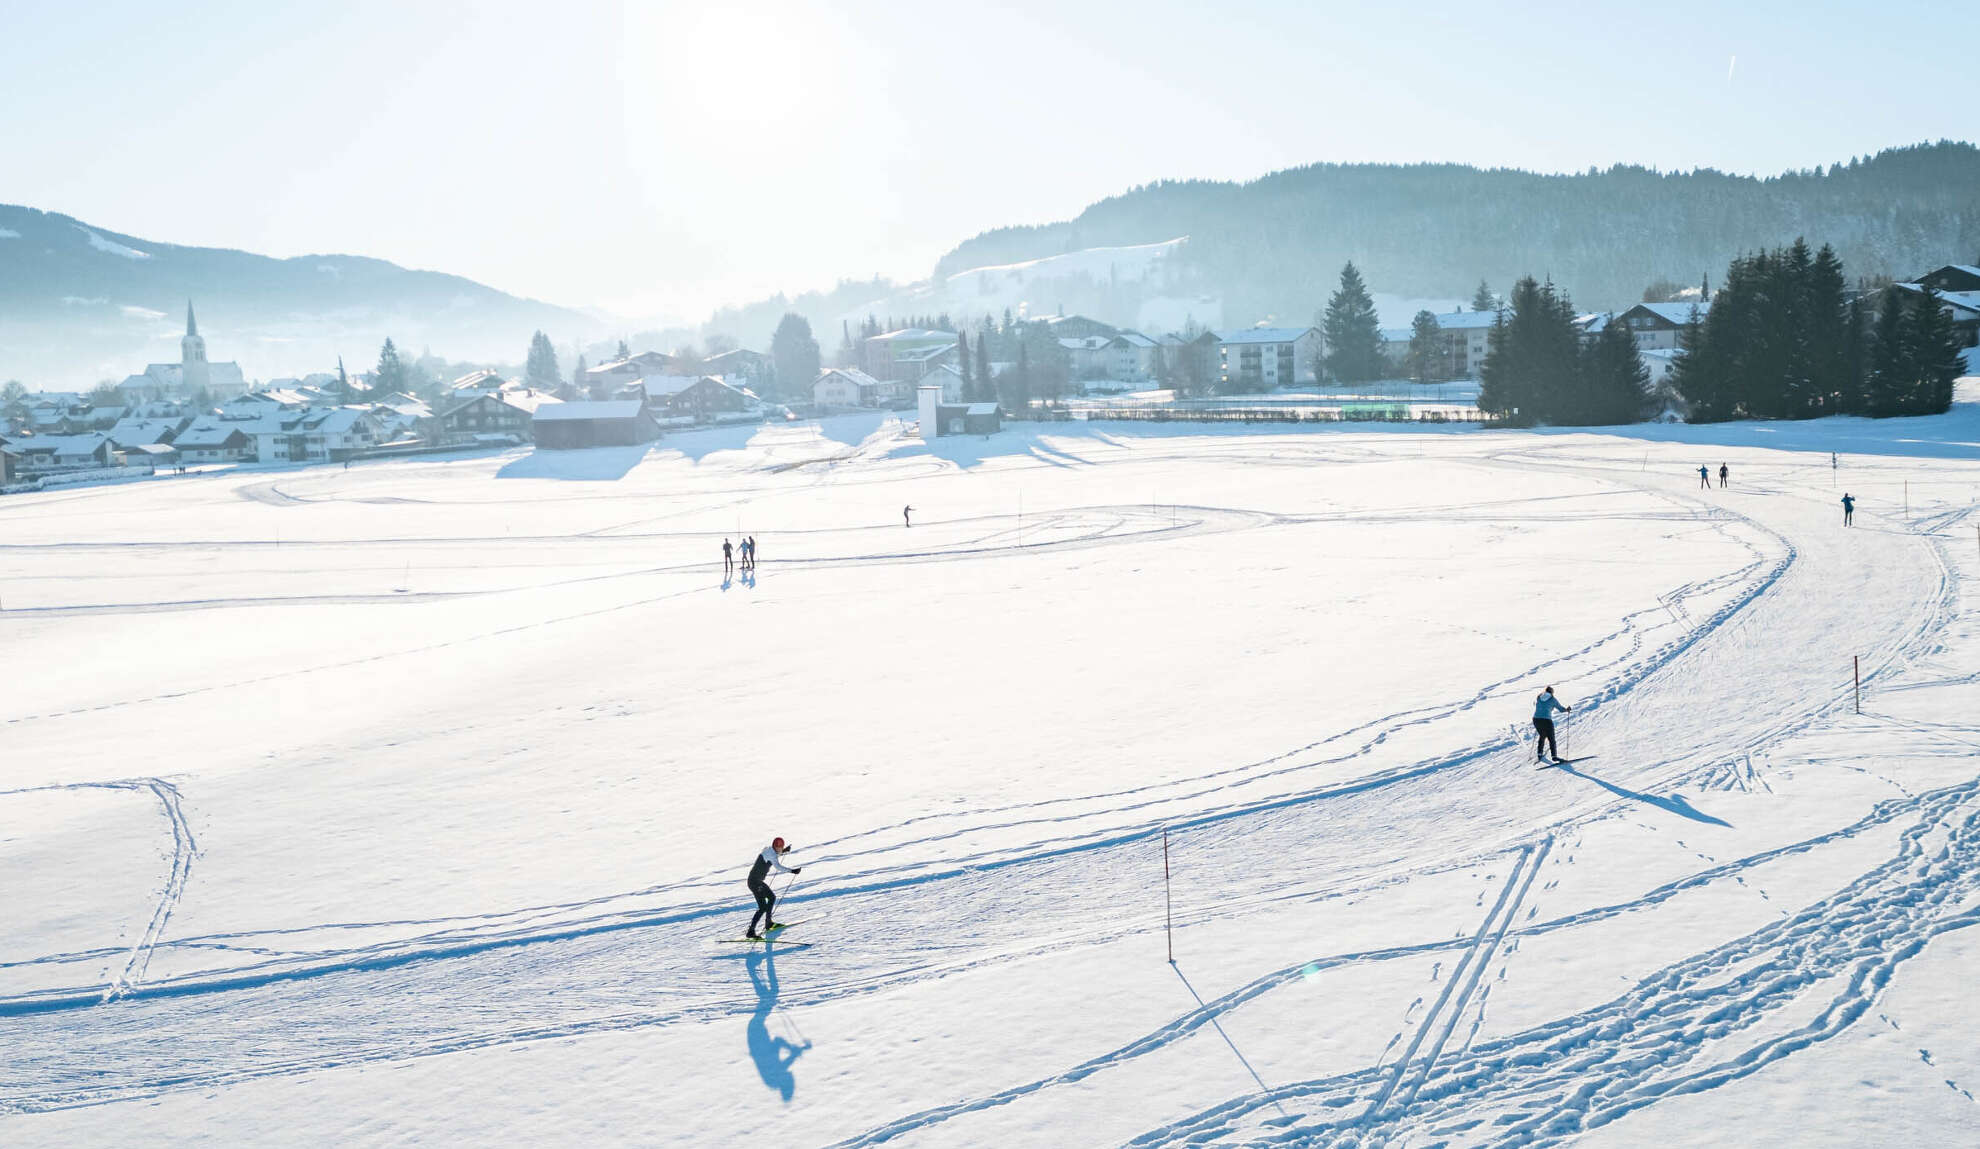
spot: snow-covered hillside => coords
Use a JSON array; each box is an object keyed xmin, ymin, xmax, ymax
[{"xmin": 4, "ymin": 385, "xmax": 1980, "ymax": 1145}]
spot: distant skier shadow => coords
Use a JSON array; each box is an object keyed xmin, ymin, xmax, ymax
[
  {"xmin": 1554, "ymin": 762, "xmax": 1731, "ymax": 827},
  {"xmin": 746, "ymin": 947, "xmax": 810, "ymax": 1102}
]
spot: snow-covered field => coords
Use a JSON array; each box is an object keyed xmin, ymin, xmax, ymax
[{"xmin": 6, "ymin": 388, "xmax": 1980, "ymax": 1146}]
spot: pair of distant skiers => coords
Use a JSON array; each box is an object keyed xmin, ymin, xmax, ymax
[
  {"xmin": 723, "ymin": 536, "xmax": 759, "ymax": 575},
  {"xmin": 1698, "ymin": 464, "xmax": 1729, "ymax": 489}
]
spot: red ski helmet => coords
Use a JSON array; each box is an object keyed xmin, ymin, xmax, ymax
[{"xmin": 772, "ymin": 837, "xmax": 787, "ymax": 851}]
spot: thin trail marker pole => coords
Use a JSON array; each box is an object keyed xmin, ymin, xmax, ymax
[
  {"xmin": 1163, "ymin": 829, "xmax": 1174, "ymax": 965},
  {"xmin": 1854, "ymin": 656, "xmax": 1861, "ymax": 715},
  {"xmin": 1904, "ymin": 481, "xmax": 1909, "ymax": 519}
]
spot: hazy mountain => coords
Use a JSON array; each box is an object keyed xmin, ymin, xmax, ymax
[
  {"xmin": 0, "ymin": 204, "xmax": 598, "ymax": 388},
  {"xmin": 928, "ymin": 141, "xmax": 1980, "ymax": 330}
]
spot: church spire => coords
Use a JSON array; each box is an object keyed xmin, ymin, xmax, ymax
[{"xmin": 186, "ymin": 300, "xmax": 199, "ymax": 338}]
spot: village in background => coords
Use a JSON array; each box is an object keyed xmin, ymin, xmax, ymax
[{"xmin": 3, "ymin": 250, "xmax": 1976, "ymax": 489}]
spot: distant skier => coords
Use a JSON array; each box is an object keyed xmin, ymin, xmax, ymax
[
  {"xmin": 1698, "ymin": 465, "xmax": 1710, "ymax": 489},
  {"xmin": 745, "ymin": 535, "xmax": 758, "ymax": 571},
  {"xmin": 1841, "ymin": 493, "xmax": 1855, "ymax": 527},
  {"xmin": 723, "ymin": 538, "xmax": 735, "ymax": 576},
  {"xmin": 1533, "ymin": 687, "xmax": 1572, "ymax": 763},
  {"xmin": 745, "ymin": 837, "xmax": 802, "ymax": 940},
  {"xmin": 903, "ymin": 505, "xmax": 914, "ymax": 527},
  {"xmin": 1718, "ymin": 463, "xmax": 1729, "ymax": 488}
]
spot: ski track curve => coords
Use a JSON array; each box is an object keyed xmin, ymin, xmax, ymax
[{"xmin": 1, "ymin": 432, "xmax": 1970, "ymax": 1144}]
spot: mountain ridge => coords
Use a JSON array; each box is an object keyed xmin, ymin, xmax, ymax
[{"xmin": 0, "ymin": 203, "xmax": 595, "ymax": 387}]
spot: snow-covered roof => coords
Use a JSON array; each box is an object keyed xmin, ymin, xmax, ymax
[
  {"xmin": 107, "ymin": 417, "xmax": 185, "ymax": 446},
  {"xmin": 815, "ymin": 367, "xmax": 882, "ymax": 387},
  {"xmin": 1892, "ymin": 283, "xmax": 1980, "ymax": 318},
  {"xmin": 15, "ymin": 433, "xmax": 109, "ymax": 455},
  {"xmin": 1641, "ymin": 348, "xmax": 1683, "ymax": 361},
  {"xmin": 120, "ymin": 442, "xmax": 177, "ymax": 456},
  {"xmin": 533, "ymin": 400, "xmax": 647, "ymax": 422},
  {"xmin": 1058, "ymin": 336, "xmax": 1111, "ymax": 351},
  {"xmin": 1111, "ymin": 331, "xmax": 1157, "ymax": 348},
  {"xmin": 965, "ymin": 403, "xmax": 999, "ymax": 415},
  {"xmin": 1633, "ymin": 302, "xmax": 1712, "ymax": 326},
  {"xmin": 635, "ymin": 373, "xmax": 706, "ymax": 397},
  {"xmin": 174, "ymin": 417, "xmax": 256, "ymax": 447},
  {"xmin": 1218, "ymin": 326, "xmax": 1317, "ymax": 345}
]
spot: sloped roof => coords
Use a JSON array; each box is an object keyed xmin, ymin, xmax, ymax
[
  {"xmin": 1218, "ymin": 327, "xmax": 1317, "ymax": 344},
  {"xmin": 533, "ymin": 400, "xmax": 647, "ymax": 422},
  {"xmin": 15, "ymin": 433, "xmax": 109, "ymax": 455}
]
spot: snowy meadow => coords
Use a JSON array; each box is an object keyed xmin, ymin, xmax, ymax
[{"xmin": 6, "ymin": 392, "xmax": 1980, "ymax": 1146}]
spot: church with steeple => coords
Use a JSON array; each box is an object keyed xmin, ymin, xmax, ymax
[{"xmin": 116, "ymin": 300, "xmax": 249, "ymax": 402}]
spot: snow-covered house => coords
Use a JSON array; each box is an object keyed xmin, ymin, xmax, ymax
[
  {"xmin": 107, "ymin": 415, "xmax": 191, "ymax": 448},
  {"xmin": 1218, "ymin": 327, "xmax": 1320, "ymax": 389},
  {"xmin": 172, "ymin": 417, "xmax": 258, "ymax": 464},
  {"xmin": 250, "ymin": 407, "xmax": 387, "ymax": 464},
  {"xmin": 812, "ymin": 367, "xmax": 897, "ymax": 408},
  {"xmin": 1378, "ymin": 310, "xmax": 1500, "ymax": 379},
  {"xmin": 1891, "ymin": 269, "xmax": 1980, "ymax": 349},
  {"xmin": 1060, "ymin": 335, "xmax": 1115, "ymax": 382},
  {"xmin": 583, "ymin": 352, "xmax": 692, "ymax": 395},
  {"xmin": 438, "ymin": 391, "xmax": 560, "ymax": 442},
  {"xmin": 1108, "ymin": 331, "xmax": 1160, "ymax": 382},
  {"xmin": 920, "ymin": 363, "xmax": 967, "ymax": 403},
  {"xmin": 1600, "ymin": 302, "xmax": 1711, "ymax": 353},
  {"xmin": 863, "ymin": 329, "xmax": 959, "ymax": 382},
  {"xmin": 13, "ymin": 433, "xmax": 116, "ymax": 470}
]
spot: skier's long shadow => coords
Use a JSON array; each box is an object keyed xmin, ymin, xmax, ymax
[
  {"xmin": 1554, "ymin": 763, "xmax": 1731, "ymax": 827},
  {"xmin": 746, "ymin": 947, "xmax": 810, "ymax": 1101}
]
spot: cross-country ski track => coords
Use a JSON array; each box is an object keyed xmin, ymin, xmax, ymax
[{"xmin": 3, "ymin": 407, "xmax": 1979, "ymax": 1146}]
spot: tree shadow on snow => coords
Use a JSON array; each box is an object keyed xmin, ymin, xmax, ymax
[
  {"xmin": 1554, "ymin": 762, "xmax": 1731, "ymax": 828},
  {"xmin": 746, "ymin": 947, "xmax": 810, "ymax": 1102}
]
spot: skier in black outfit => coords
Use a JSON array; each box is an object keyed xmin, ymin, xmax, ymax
[
  {"xmin": 1841, "ymin": 493, "xmax": 1855, "ymax": 526},
  {"xmin": 1718, "ymin": 463, "xmax": 1729, "ymax": 488},
  {"xmin": 723, "ymin": 538, "xmax": 734, "ymax": 576},
  {"xmin": 746, "ymin": 837, "xmax": 801, "ymax": 939},
  {"xmin": 1533, "ymin": 687, "xmax": 1571, "ymax": 763}
]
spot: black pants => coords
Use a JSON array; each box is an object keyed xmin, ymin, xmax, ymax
[
  {"xmin": 1533, "ymin": 717, "xmax": 1558, "ymax": 760},
  {"xmin": 748, "ymin": 878, "xmax": 776, "ymax": 934}
]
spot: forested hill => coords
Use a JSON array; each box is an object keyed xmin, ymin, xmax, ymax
[{"xmin": 935, "ymin": 142, "xmax": 1980, "ymax": 317}]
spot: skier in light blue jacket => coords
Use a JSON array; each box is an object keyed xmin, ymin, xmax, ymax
[{"xmin": 1533, "ymin": 687, "xmax": 1572, "ymax": 763}]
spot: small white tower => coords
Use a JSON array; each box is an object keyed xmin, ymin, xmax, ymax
[{"xmin": 181, "ymin": 301, "xmax": 211, "ymax": 395}]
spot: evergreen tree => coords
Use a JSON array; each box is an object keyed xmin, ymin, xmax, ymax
[
  {"xmin": 1477, "ymin": 277, "xmax": 1581, "ymax": 424},
  {"xmin": 1893, "ymin": 286, "xmax": 1965, "ymax": 415},
  {"xmin": 1406, "ymin": 311, "xmax": 1443, "ymax": 384},
  {"xmin": 374, "ymin": 339, "xmax": 406, "ymax": 395},
  {"xmin": 1806, "ymin": 244, "xmax": 1850, "ymax": 413},
  {"xmin": 615, "ymin": 339, "xmax": 630, "ymax": 361},
  {"xmin": 1322, "ymin": 262, "xmax": 1384, "ymax": 382},
  {"xmin": 1582, "ymin": 318, "xmax": 1652, "ymax": 424},
  {"xmin": 1003, "ymin": 341, "xmax": 1032, "ymax": 412},
  {"xmin": 769, "ymin": 312, "xmax": 821, "ymax": 402},
  {"xmin": 975, "ymin": 326, "xmax": 993, "ymax": 400},
  {"xmin": 1471, "ymin": 280, "xmax": 1497, "ymax": 313},
  {"xmin": 524, "ymin": 331, "xmax": 560, "ymax": 391}
]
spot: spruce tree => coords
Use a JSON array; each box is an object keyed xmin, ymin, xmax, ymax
[
  {"xmin": 1865, "ymin": 287, "xmax": 1913, "ymax": 416},
  {"xmin": 615, "ymin": 339, "xmax": 630, "ymax": 361},
  {"xmin": 1406, "ymin": 311, "xmax": 1442, "ymax": 384},
  {"xmin": 1906, "ymin": 286, "xmax": 1965, "ymax": 415},
  {"xmin": 1583, "ymin": 318, "xmax": 1652, "ymax": 424},
  {"xmin": 374, "ymin": 338, "xmax": 406, "ymax": 395},
  {"xmin": 1806, "ymin": 244, "xmax": 1850, "ymax": 413},
  {"xmin": 1471, "ymin": 280, "xmax": 1497, "ymax": 313},
  {"xmin": 975, "ymin": 327, "xmax": 993, "ymax": 400},
  {"xmin": 524, "ymin": 331, "xmax": 560, "ymax": 391},
  {"xmin": 1323, "ymin": 262, "xmax": 1384, "ymax": 383},
  {"xmin": 770, "ymin": 313, "xmax": 821, "ymax": 402}
]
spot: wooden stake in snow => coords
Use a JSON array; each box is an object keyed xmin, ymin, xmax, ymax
[
  {"xmin": 1163, "ymin": 828, "xmax": 1174, "ymax": 965},
  {"xmin": 1854, "ymin": 655, "xmax": 1861, "ymax": 715}
]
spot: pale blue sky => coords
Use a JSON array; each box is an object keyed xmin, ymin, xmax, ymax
[{"xmin": 2, "ymin": 0, "xmax": 1972, "ymax": 322}]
